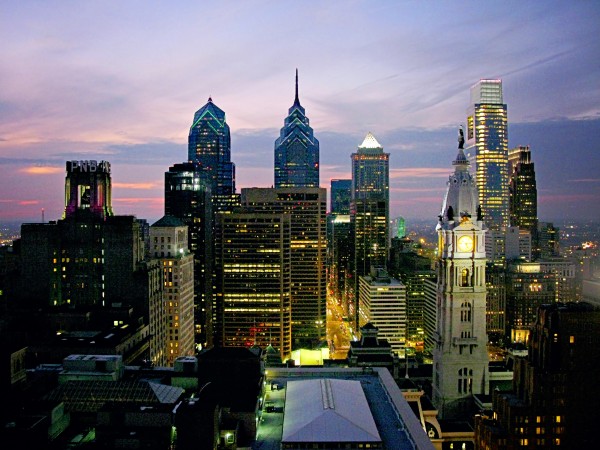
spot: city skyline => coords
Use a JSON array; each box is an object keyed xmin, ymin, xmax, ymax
[{"xmin": 1, "ymin": 1, "xmax": 599, "ymax": 224}]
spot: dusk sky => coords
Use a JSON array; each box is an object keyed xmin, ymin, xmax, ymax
[{"xmin": 1, "ymin": 1, "xmax": 599, "ymax": 226}]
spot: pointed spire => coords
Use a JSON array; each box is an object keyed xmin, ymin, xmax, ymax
[
  {"xmin": 208, "ymin": 96, "xmax": 213, "ymax": 103},
  {"xmin": 294, "ymin": 68, "xmax": 300, "ymax": 106}
]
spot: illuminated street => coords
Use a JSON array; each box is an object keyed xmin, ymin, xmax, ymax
[{"xmin": 326, "ymin": 295, "xmax": 353, "ymax": 359}]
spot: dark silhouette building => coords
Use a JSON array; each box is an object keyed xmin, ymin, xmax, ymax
[{"xmin": 475, "ymin": 302, "xmax": 600, "ymax": 449}]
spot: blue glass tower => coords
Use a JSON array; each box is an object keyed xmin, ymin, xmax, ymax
[
  {"xmin": 274, "ymin": 70, "xmax": 320, "ymax": 188},
  {"xmin": 188, "ymin": 97, "xmax": 236, "ymax": 201}
]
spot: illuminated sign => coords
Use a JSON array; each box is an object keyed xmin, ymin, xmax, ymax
[{"xmin": 67, "ymin": 160, "xmax": 111, "ymax": 173}]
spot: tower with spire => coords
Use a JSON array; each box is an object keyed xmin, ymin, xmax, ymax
[
  {"xmin": 432, "ymin": 127, "xmax": 489, "ymax": 419},
  {"xmin": 274, "ymin": 69, "xmax": 320, "ymax": 188}
]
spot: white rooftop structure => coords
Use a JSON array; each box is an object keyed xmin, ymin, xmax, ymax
[
  {"xmin": 282, "ymin": 378, "xmax": 381, "ymax": 445},
  {"xmin": 359, "ymin": 132, "xmax": 382, "ymax": 150}
]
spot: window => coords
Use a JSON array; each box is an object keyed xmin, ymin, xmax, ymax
[
  {"xmin": 461, "ymin": 269, "xmax": 470, "ymax": 287},
  {"xmin": 461, "ymin": 302, "xmax": 472, "ymax": 322},
  {"xmin": 458, "ymin": 367, "xmax": 473, "ymax": 394}
]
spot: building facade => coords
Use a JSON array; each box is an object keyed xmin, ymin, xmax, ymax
[
  {"xmin": 274, "ymin": 70, "xmax": 319, "ymax": 189},
  {"xmin": 508, "ymin": 145, "xmax": 538, "ymax": 257},
  {"xmin": 241, "ymin": 188, "xmax": 327, "ymax": 348},
  {"xmin": 432, "ymin": 130, "xmax": 489, "ymax": 419},
  {"xmin": 466, "ymin": 79, "xmax": 509, "ymax": 231},
  {"xmin": 358, "ymin": 267, "xmax": 407, "ymax": 356},
  {"xmin": 164, "ymin": 162, "xmax": 213, "ymax": 347},
  {"xmin": 350, "ymin": 132, "xmax": 390, "ymax": 327},
  {"xmin": 150, "ymin": 217, "xmax": 195, "ymax": 366},
  {"xmin": 215, "ymin": 212, "xmax": 292, "ymax": 360},
  {"xmin": 475, "ymin": 302, "xmax": 600, "ymax": 449}
]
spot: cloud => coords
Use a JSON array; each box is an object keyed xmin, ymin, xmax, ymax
[
  {"xmin": 113, "ymin": 182, "xmax": 158, "ymax": 190},
  {"xmin": 20, "ymin": 166, "xmax": 63, "ymax": 175},
  {"xmin": 390, "ymin": 168, "xmax": 450, "ymax": 179},
  {"xmin": 112, "ymin": 197, "xmax": 164, "ymax": 205},
  {"xmin": 18, "ymin": 200, "xmax": 40, "ymax": 205}
]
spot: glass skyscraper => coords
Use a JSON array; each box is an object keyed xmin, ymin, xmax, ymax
[
  {"xmin": 188, "ymin": 97, "xmax": 236, "ymax": 211},
  {"xmin": 164, "ymin": 162, "xmax": 213, "ymax": 347},
  {"xmin": 274, "ymin": 70, "xmax": 320, "ymax": 188},
  {"xmin": 466, "ymin": 79, "xmax": 509, "ymax": 231},
  {"xmin": 350, "ymin": 133, "xmax": 389, "ymax": 327},
  {"xmin": 509, "ymin": 145, "xmax": 538, "ymax": 257}
]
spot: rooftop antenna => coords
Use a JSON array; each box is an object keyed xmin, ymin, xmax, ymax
[{"xmin": 42, "ymin": 208, "xmax": 45, "ymax": 223}]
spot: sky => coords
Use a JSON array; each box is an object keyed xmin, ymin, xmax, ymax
[{"xmin": 1, "ymin": 0, "xmax": 599, "ymax": 226}]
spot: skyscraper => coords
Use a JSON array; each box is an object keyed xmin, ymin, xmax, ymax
[
  {"xmin": 466, "ymin": 79, "xmax": 509, "ymax": 231},
  {"xmin": 432, "ymin": 129, "xmax": 489, "ymax": 419},
  {"xmin": 350, "ymin": 133, "xmax": 389, "ymax": 326},
  {"xmin": 330, "ymin": 179, "xmax": 352, "ymax": 214},
  {"xmin": 241, "ymin": 188, "xmax": 327, "ymax": 348},
  {"xmin": 150, "ymin": 216, "xmax": 195, "ymax": 366},
  {"xmin": 509, "ymin": 145, "xmax": 538, "ymax": 257},
  {"xmin": 215, "ymin": 212, "xmax": 292, "ymax": 360},
  {"xmin": 164, "ymin": 162, "xmax": 213, "ymax": 347},
  {"xmin": 274, "ymin": 70, "xmax": 320, "ymax": 188},
  {"xmin": 188, "ymin": 97, "xmax": 237, "ymax": 212}
]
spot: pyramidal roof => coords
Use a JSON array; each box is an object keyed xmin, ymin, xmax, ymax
[{"xmin": 359, "ymin": 132, "xmax": 382, "ymax": 149}]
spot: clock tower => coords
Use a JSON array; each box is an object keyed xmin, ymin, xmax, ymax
[{"xmin": 432, "ymin": 127, "xmax": 489, "ymax": 419}]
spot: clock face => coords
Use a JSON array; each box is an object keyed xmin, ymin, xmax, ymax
[{"xmin": 457, "ymin": 235, "xmax": 474, "ymax": 252}]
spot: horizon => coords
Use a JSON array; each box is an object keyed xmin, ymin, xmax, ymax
[{"xmin": 1, "ymin": 1, "xmax": 599, "ymax": 224}]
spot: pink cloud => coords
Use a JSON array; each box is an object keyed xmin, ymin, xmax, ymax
[
  {"xmin": 390, "ymin": 168, "xmax": 450, "ymax": 179},
  {"xmin": 113, "ymin": 182, "xmax": 157, "ymax": 190},
  {"xmin": 20, "ymin": 166, "xmax": 63, "ymax": 175}
]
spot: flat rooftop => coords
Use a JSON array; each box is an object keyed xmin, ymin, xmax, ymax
[{"xmin": 256, "ymin": 367, "xmax": 434, "ymax": 450}]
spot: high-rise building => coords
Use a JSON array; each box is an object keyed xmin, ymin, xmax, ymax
[
  {"xmin": 328, "ymin": 179, "xmax": 353, "ymax": 316},
  {"xmin": 274, "ymin": 70, "xmax": 319, "ymax": 189},
  {"xmin": 241, "ymin": 188, "xmax": 326, "ymax": 348},
  {"xmin": 388, "ymin": 237, "xmax": 436, "ymax": 346},
  {"xmin": 466, "ymin": 79, "xmax": 509, "ymax": 231},
  {"xmin": 509, "ymin": 145, "xmax": 538, "ymax": 258},
  {"xmin": 537, "ymin": 222, "xmax": 560, "ymax": 259},
  {"xmin": 187, "ymin": 97, "xmax": 238, "ymax": 212},
  {"xmin": 150, "ymin": 217, "xmax": 195, "ymax": 366},
  {"xmin": 475, "ymin": 302, "xmax": 600, "ymax": 449},
  {"xmin": 350, "ymin": 133, "xmax": 389, "ymax": 326},
  {"xmin": 164, "ymin": 162, "xmax": 213, "ymax": 347},
  {"xmin": 215, "ymin": 212, "xmax": 292, "ymax": 360},
  {"xmin": 432, "ymin": 129, "xmax": 489, "ymax": 419},
  {"xmin": 358, "ymin": 267, "xmax": 407, "ymax": 356},
  {"xmin": 505, "ymin": 261, "xmax": 556, "ymax": 343},
  {"xmin": 330, "ymin": 179, "xmax": 352, "ymax": 214},
  {"xmin": 351, "ymin": 132, "xmax": 389, "ymax": 205}
]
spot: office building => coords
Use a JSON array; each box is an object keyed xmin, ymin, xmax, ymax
[
  {"xmin": 358, "ymin": 267, "xmax": 407, "ymax": 356},
  {"xmin": 351, "ymin": 132, "xmax": 390, "ymax": 325},
  {"xmin": 241, "ymin": 188, "xmax": 326, "ymax": 348},
  {"xmin": 509, "ymin": 146, "xmax": 538, "ymax": 255},
  {"xmin": 274, "ymin": 70, "xmax": 320, "ymax": 188},
  {"xmin": 328, "ymin": 179, "xmax": 353, "ymax": 315},
  {"xmin": 150, "ymin": 216, "xmax": 195, "ymax": 366},
  {"xmin": 214, "ymin": 212, "xmax": 292, "ymax": 361},
  {"xmin": 475, "ymin": 302, "xmax": 600, "ymax": 449},
  {"xmin": 537, "ymin": 222, "xmax": 560, "ymax": 259},
  {"xmin": 466, "ymin": 79, "xmax": 509, "ymax": 231},
  {"xmin": 505, "ymin": 261, "xmax": 556, "ymax": 343},
  {"xmin": 432, "ymin": 130, "xmax": 489, "ymax": 419},
  {"xmin": 330, "ymin": 179, "xmax": 352, "ymax": 214},
  {"xmin": 164, "ymin": 162, "xmax": 213, "ymax": 347}
]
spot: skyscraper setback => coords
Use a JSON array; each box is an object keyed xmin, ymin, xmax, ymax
[
  {"xmin": 188, "ymin": 97, "xmax": 237, "ymax": 212},
  {"xmin": 466, "ymin": 79, "xmax": 509, "ymax": 231},
  {"xmin": 274, "ymin": 70, "xmax": 320, "ymax": 188}
]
